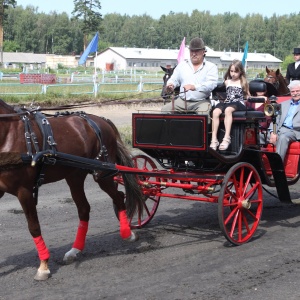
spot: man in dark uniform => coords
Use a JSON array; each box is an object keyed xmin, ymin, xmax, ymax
[{"xmin": 286, "ymin": 47, "xmax": 300, "ymax": 84}]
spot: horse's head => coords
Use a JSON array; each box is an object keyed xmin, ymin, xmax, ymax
[
  {"xmin": 264, "ymin": 67, "xmax": 280, "ymax": 88},
  {"xmin": 264, "ymin": 66, "xmax": 290, "ymax": 96},
  {"xmin": 160, "ymin": 66, "xmax": 179, "ymax": 101}
]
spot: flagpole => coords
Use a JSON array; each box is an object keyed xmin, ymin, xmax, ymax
[
  {"xmin": 94, "ymin": 31, "xmax": 99, "ymax": 75},
  {"xmin": 94, "ymin": 50, "xmax": 97, "ymax": 82}
]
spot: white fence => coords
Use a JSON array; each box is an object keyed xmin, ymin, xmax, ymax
[{"xmin": 0, "ymin": 80, "xmax": 163, "ymax": 97}]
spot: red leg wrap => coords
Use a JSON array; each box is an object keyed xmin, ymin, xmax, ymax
[
  {"xmin": 72, "ymin": 220, "xmax": 89, "ymax": 250},
  {"xmin": 119, "ymin": 210, "xmax": 131, "ymax": 239},
  {"xmin": 33, "ymin": 236, "xmax": 50, "ymax": 261}
]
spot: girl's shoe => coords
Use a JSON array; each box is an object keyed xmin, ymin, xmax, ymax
[
  {"xmin": 219, "ymin": 137, "xmax": 231, "ymax": 151},
  {"xmin": 209, "ymin": 140, "xmax": 219, "ymax": 150}
]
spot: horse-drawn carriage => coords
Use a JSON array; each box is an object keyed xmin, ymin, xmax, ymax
[
  {"xmin": 115, "ymin": 76, "xmax": 297, "ymax": 246},
  {"xmin": 0, "ymin": 67, "xmax": 297, "ymax": 280}
]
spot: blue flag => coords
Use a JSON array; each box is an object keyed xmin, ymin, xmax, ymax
[
  {"xmin": 242, "ymin": 41, "xmax": 248, "ymax": 67},
  {"xmin": 78, "ymin": 32, "xmax": 99, "ymax": 65}
]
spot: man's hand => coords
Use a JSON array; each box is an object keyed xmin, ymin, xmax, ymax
[
  {"xmin": 183, "ymin": 84, "xmax": 196, "ymax": 91},
  {"xmin": 269, "ymin": 132, "xmax": 277, "ymax": 145},
  {"xmin": 166, "ymin": 83, "xmax": 174, "ymax": 93}
]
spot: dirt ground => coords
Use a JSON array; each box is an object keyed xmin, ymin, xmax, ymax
[{"xmin": 1, "ymin": 104, "xmax": 300, "ymax": 299}]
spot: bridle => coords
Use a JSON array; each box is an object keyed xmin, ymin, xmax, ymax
[
  {"xmin": 265, "ymin": 74, "xmax": 280, "ymax": 90},
  {"xmin": 161, "ymin": 70, "xmax": 174, "ymax": 100}
]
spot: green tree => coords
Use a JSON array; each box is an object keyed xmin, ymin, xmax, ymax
[
  {"xmin": 118, "ymin": 14, "xmax": 157, "ymax": 48},
  {"xmin": 72, "ymin": 0, "xmax": 102, "ymax": 50},
  {"xmin": 101, "ymin": 13, "xmax": 127, "ymax": 47},
  {"xmin": 13, "ymin": 6, "xmax": 38, "ymax": 52},
  {"xmin": 50, "ymin": 12, "xmax": 75, "ymax": 54},
  {"xmin": 0, "ymin": 0, "xmax": 16, "ymax": 62},
  {"xmin": 4, "ymin": 4, "xmax": 300, "ymax": 67},
  {"xmin": 281, "ymin": 54, "xmax": 294, "ymax": 71},
  {"xmin": 3, "ymin": 39, "xmax": 19, "ymax": 51}
]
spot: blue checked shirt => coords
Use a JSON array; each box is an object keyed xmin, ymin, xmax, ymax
[{"xmin": 283, "ymin": 100, "xmax": 300, "ymax": 129}]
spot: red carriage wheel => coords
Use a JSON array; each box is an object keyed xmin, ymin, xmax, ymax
[
  {"xmin": 114, "ymin": 154, "xmax": 160, "ymax": 229},
  {"xmin": 130, "ymin": 155, "xmax": 161, "ymax": 228},
  {"xmin": 218, "ymin": 162, "xmax": 263, "ymax": 245}
]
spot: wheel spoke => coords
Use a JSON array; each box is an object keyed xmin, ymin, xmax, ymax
[
  {"xmin": 232, "ymin": 175, "xmax": 240, "ymax": 198},
  {"xmin": 224, "ymin": 205, "xmax": 239, "ymax": 225},
  {"xmin": 244, "ymin": 207, "xmax": 260, "ymax": 221},
  {"xmin": 229, "ymin": 208, "xmax": 239, "ymax": 237},
  {"xmin": 244, "ymin": 181, "xmax": 259, "ymax": 199},
  {"xmin": 242, "ymin": 212, "xmax": 251, "ymax": 234},
  {"xmin": 242, "ymin": 170, "xmax": 253, "ymax": 197}
]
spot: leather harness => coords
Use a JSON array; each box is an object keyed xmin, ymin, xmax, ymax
[{"xmin": 17, "ymin": 108, "xmax": 109, "ymax": 204}]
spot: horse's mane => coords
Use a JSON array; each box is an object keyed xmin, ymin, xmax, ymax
[
  {"xmin": 0, "ymin": 99, "xmax": 15, "ymax": 113},
  {"xmin": 277, "ymin": 72, "xmax": 286, "ymax": 82}
]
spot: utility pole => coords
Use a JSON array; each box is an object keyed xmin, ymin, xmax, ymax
[
  {"xmin": 238, "ymin": 23, "xmax": 242, "ymax": 52},
  {"xmin": 0, "ymin": 2, "xmax": 4, "ymax": 64}
]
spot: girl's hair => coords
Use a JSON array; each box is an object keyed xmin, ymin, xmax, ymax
[{"xmin": 224, "ymin": 59, "xmax": 249, "ymax": 98}]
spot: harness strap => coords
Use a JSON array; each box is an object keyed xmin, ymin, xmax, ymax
[
  {"xmin": 33, "ymin": 112, "xmax": 57, "ymax": 152},
  {"xmin": 21, "ymin": 110, "xmax": 111, "ymax": 204},
  {"xmin": 18, "ymin": 110, "xmax": 58, "ymax": 205},
  {"xmin": 21, "ymin": 115, "xmax": 41, "ymax": 156},
  {"xmin": 77, "ymin": 112, "xmax": 109, "ymax": 162},
  {"xmin": 52, "ymin": 111, "xmax": 112, "ymax": 179},
  {"xmin": 32, "ymin": 113, "xmax": 58, "ymax": 204},
  {"xmin": 53, "ymin": 111, "xmax": 109, "ymax": 162}
]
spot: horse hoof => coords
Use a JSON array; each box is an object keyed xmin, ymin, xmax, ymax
[
  {"xmin": 63, "ymin": 248, "xmax": 82, "ymax": 265},
  {"xmin": 34, "ymin": 269, "xmax": 50, "ymax": 281},
  {"xmin": 124, "ymin": 231, "xmax": 139, "ymax": 242}
]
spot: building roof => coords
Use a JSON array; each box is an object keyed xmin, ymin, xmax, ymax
[
  {"xmin": 105, "ymin": 47, "xmax": 188, "ymax": 60},
  {"xmin": 2, "ymin": 52, "xmax": 46, "ymax": 64},
  {"xmin": 101, "ymin": 46, "xmax": 282, "ymax": 63},
  {"xmin": 216, "ymin": 51, "xmax": 282, "ymax": 63}
]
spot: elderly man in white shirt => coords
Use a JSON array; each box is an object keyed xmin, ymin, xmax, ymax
[{"xmin": 161, "ymin": 37, "xmax": 218, "ymax": 114}]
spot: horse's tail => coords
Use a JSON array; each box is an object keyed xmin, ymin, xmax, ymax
[{"xmin": 105, "ymin": 119, "xmax": 144, "ymax": 218}]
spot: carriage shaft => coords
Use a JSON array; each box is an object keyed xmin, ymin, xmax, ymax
[{"xmin": 139, "ymin": 179, "xmax": 216, "ymax": 192}]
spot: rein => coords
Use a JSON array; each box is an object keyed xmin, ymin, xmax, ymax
[
  {"xmin": 162, "ymin": 89, "xmax": 188, "ymax": 99},
  {"xmin": 0, "ymin": 110, "xmax": 30, "ymax": 118}
]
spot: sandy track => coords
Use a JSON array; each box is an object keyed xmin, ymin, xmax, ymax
[{"xmin": 68, "ymin": 103, "xmax": 164, "ymax": 127}]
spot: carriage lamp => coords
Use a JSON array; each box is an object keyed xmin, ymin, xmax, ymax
[
  {"xmin": 264, "ymin": 95, "xmax": 281, "ymax": 134},
  {"xmin": 264, "ymin": 95, "xmax": 281, "ymax": 117}
]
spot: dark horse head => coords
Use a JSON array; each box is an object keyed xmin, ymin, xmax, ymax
[
  {"xmin": 264, "ymin": 66, "xmax": 290, "ymax": 96},
  {"xmin": 160, "ymin": 66, "xmax": 180, "ymax": 103}
]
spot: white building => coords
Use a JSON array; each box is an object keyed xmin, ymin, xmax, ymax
[
  {"xmin": 0, "ymin": 52, "xmax": 94, "ymax": 70},
  {"xmin": 1, "ymin": 52, "xmax": 46, "ymax": 69},
  {"xmin": 94, "ymin": 46, "xmax": 282, "ymax": 72}
]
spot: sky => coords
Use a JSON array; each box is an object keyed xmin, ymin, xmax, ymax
[{"xmin": 19, "ymin": 0, "xmax": 298, "ymax": 19}]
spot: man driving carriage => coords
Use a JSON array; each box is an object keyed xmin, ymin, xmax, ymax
[{"xmin": 161, "ymin": 37, "xmax": 218, "ymax": 114}]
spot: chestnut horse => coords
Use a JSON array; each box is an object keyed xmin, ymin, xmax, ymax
[
  {"xmin": 0, "ymin": 99, "xmax": 143, "ymax": 280},
  {"xmin": 264, "ymin": 66, "xmax": 290, "ymax": 96}
]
